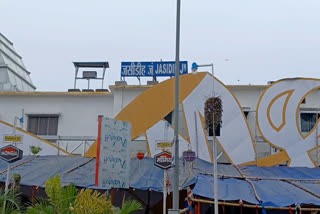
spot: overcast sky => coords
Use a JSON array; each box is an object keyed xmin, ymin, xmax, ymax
[{"xmin": 1, "ymin": 0, "xmax": 320, "ymax": 91}]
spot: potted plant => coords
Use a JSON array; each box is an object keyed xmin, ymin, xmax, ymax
[
  {"xmin": 13, "ymin": 173, "xmax": 21, "ymax": 185},
  {"xmin": 30, "ymin": 145, "xmax": 42, "ymax": 155},
  {"xmin": 204, "ymin": 96, "xmax": 223, "ymax": 136}
]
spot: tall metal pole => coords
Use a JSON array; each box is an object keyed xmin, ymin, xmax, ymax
[
  {"xmin": 192, "ymin": 63, "xmax": 218, "ymax": 213},
  {"xmin": 173, "ymin": 0, "xmax": 181, "ymax": 210},
  {"xmin": 212, "ymin": 65, "xmax": 219, "ymax": 214},
  {"xmin": 2, "ymin": 162, "xmax": 9, "ymax": 213},
  {"xmin": 316, "ymin": 112, "xmax": 319, "ymax": 166},
  {"xmin": 3, "ymin": 116, "xmax": 19, "ymax": 213},
  {"xmin": 163, "ymin": 171, "xmax": 167, "ymax": 214},
  {"xmin": 74, "ymin": 67, "xmax": 79, "ymax": 89}
]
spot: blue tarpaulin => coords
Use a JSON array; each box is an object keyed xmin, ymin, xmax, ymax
[
  {"xmin": 0, "ymin": 156, "xmax": 319, "ymax": 207},
  {"xmin": 191, "ymin": 174, "xmax": 259, "ymax": 204},
  {"xmin": 251, "ymin": 180, "xmax": 320, "ymax": 207},
  {"xmin": 0, "ymin": 156, "xmax": 92, "ymax": 187},
  {"xmin": 293, "ymin": 181, "xmax": 320, "ymax": 196},
  {"xmin": 192, "ymin": 165, "xmax": 320, "ymax": 207},
  {"xmin": 192, "ymin": 174, "xmax": 320, "ymax": 207},
  {"xmin": 240, "ymin": 165, "xmax": 320, "ymax": 180}
]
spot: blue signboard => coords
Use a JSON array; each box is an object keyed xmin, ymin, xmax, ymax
[{"xmin": 121, "ymin": 61, "xmax": 188, "ymax": 77}]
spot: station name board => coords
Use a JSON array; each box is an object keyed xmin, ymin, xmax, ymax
[{"xmin": 121, "ymin": 61, "xmax": 188, "ymax": 77}]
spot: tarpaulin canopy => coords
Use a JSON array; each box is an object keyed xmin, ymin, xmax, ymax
[
  {"xmin": 130, "ymin": 157, "xmax": 241, "ymax": 192},
  {"xmin": 192, "ymin": 165, "xmax": 320, "ymax": 207},
  {"xmin": 0, "ymin": 156, "xmax": 93, "ymax": 188},
  {"xmin": 293, "ymin": 181, "xmax": 320, "ymax": 196},
  {"xmin": 192, "ymin": 175, "xmax": 259, "ymax": 204},
  {"xmin": 239, "ymin": 165, "xmax": 320, "ymax": 180},
  {"xmin": 251, "ymin": 180, "xmax": 320, "ymax": 207},
  {"xmin": 192, "ymin": 175, "xmax": 320, "ymax": 207},
  {"xmin": 0, "ymin": 156, "xmax": 319, "ymax": 207},
  {"xmin": 0, "ymin": 156, "xmax": 236, "ymax": 190}
]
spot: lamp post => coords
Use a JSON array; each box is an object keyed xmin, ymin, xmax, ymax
[
  {"xmin": 172, "ymin": 0, "xmax": 181, "ymax": 212},
  {"xmin": 192, "ymin": 62, "xmax": 219, "ymax": 214}
]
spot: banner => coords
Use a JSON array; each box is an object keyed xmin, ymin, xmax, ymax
[{"xmin": 97, "ymin": 117, "xmax": 131, "ymax": 188}]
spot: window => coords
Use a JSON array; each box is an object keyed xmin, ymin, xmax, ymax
[
  {"xmin": 242, "ymin": 107, "xmax": 250, "ymax": 119},
  {"xmin": 300, "ymin": 113, "xmax": 320, "ymax": 132},
  {"xmin": 244, "ymin": 111, "xmax": 249, "ymax": 118},
  {"xmin": 164, "ymin": 111, "xmax": 173, "ymax": 125},
  {"xmin": 27, "ymin": 115, "xmax": 59, "ymax": 135}
]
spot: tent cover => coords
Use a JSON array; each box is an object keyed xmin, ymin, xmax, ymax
[{"xmin": 0, "ymin": 156, "xmax": 319, "ymax": 207}]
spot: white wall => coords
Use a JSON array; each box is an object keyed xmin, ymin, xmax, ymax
[
  {"xmin": 229, "ymin": 86, "xmax": 266, "ymax": 137},
  {"xmin": 111, "ymin": 86, "xmax": 150, "ymax": 117},
  {"xmin": 3, "ymin": 84, "xmax": 319, "ymax": 160},
  {"xmin": 0, "ymin": 85, "xmax": 268, "ymax": 157},
  {"xmin": 0, "ymin": 93, "xmax": 114, "ymax": 137},
  {"xmin": 0, "ymin": 85, "xmax": 272, "ymax": 139}
]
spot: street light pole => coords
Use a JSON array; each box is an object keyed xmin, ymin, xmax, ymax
[
  {"xmin": 191, "ymin": 63, "xmax": 218, "ymax": 214},
  {"xmin": 173, "ymin": 0, "xmax": 181, "ymax": 210},
  {"xmin": 211, "ymin": 65, "xmax": 219, "ymax": 214}
]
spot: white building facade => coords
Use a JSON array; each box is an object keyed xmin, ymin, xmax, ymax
[
  {"xmin": 1, "ymin": 33, "xmax": 318, "ymax": 167},
  {"xmin": 1, "ymin": 78, "xmax": 319, "ymax": 167}
]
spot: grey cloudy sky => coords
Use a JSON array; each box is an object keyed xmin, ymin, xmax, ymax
[{"xmin": 1, "ymin": 0, "xmax": 320, "ymax": 91}]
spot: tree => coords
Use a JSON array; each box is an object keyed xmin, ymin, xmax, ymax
[
  {"xmin": 72, "ymin": 188, "xmax": 112, "ymax": 214},
  {"xmin": 0, "ymin": 186, "xmax": 22, "ymax": 214},
  {"xmin": 112, "ymin": 199, "xmax": 143, "ymax": 214},
  {"xmin": 27, "ymin": 175, "xmax": 77, "ymax": 214},
  {"xmin": 45, "ymin": 175, "xmax": 63, "ymax": 214},
  {"xmin": 25, "ymin": 199, "xmax": 55, "ymax": 214},
  {"xmin": 27, "ymin": 174, "xmax": 143, "ymax": 214}
]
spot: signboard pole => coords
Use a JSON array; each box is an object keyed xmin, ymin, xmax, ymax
[
  {"xmin": 3, "ymin": 117, "xmax": 16, "ymax": 213},
  {"xmin": 12, "ymin": 118, "xmax": 17, "ymax": 147},
  {"xmin": 155, "ymin": 142, "xmax": 171, "ymax": 214},
  {"xmin": 4, "ymin": 116, "xmax": 18, "ymax": 211},
  {"xmin": 163, "ymin": 171, "xmax": 166, "ymax": 214},
  {"xmin": 2, "ymin": 115, "xmax": 24, "ymax": 212},
  {"xmin": 4, "ymin": 164, "xmax": 10, "ymax": 192},
  {"xmin": 2, "ymin": 163, "xmax": 10, "ymax": 214},
  {"xmin": 4, "ymin": 163, "xmax": 10, "ymax": 193},
  {"xmin": 4, "ymin": 115, "xmax": 18, "ymax": 190},
  {"xmin": 5, "ymin": 119, "xmax": 14, "ymax": 191},
  {"xmin": 95, "ymin": 115, "xmax": 103, "ymax": 186},
  {"xmin": 154, "ymin": 150, "xmax": 172, "ymax": 212}
]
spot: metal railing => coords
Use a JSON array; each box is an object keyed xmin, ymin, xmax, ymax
[{"xmin": 38, "ymin": 135, "xmax": 96, "ymax": 156}]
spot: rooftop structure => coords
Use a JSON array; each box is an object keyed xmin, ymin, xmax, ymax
[
  {"xmin": 72, "ymin": 61, "xmax": 109, "ymax": 92},
  {"xmin": 0, "ymin": 33, "xmax": 35, "ymax": 91}
]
